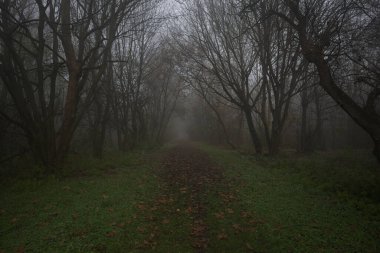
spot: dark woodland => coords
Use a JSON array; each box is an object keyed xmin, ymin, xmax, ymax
[{"xmin": 0, "ymin": 0, "xmax": 379, "ymax": 252}]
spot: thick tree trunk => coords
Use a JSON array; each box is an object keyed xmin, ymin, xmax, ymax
[
  {"xmin": 94, "ymin": 101, "xmax": 110, "ymax": 159},
  {"xmin": 92, "ymin": 109, "xmax": 108, "ymax": 159},
  {"xmin": 93, "ymin": 128, "xmax": 106, "ymax": 159},
  {"xmin": 268, "ymin": 129, "xmax": 281, "ymax": 155},
  {"xmin": 296, "ymin": 27, "xmax": 380, "ymax": 163},
  {"xmin": 56, "ymin": 69, "xmax": 80, "ymax": 163},
  {"xmin": 268, "ymin": 137, "xmax": 280, "ymax": 155},
  {"xmin": 268, "ymin": 110, "xmax": 283, "ymax": 155},
  {"xmin": 29, "ymin": 132, "xmax": 57, "ymax": 169},
  {"xmin": 314, "ymin": 59, "xmax": 380, "ymax": 162},
  {"xmin": 57, "ymin": 0, "xmax": 82, "ymax": 163},
  {"xmin": 243, "ymin": 107, "xmax": 262, "ymax": 154},
  {"xmin": 277, "ymin": 1, "xmax": 380, "ymax": 163}
]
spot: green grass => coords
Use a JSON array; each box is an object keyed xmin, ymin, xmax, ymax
[
  {"xmin": 0, "ymin": 151, "xmax": 162, "ymax": 252},
  {"xmin": 0, "ymin": 147, "xmax": 197, "ymax": 253},
  {"xmin": 1, "ymin": 144, "xmax": 379, "ymax": 252},
  {"xmin": 199, "ymin": 144, "xmax": 380, "ymax": 253}
]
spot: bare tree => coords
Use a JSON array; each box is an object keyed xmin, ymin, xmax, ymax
[
  {"xmin": 58, "ymin": 0, "xmax": 144, "ymax": 162},
  {"xmin": 146, "ymin": 41, "xmax": 183, "ymax": 143},
  {"xmin": 0, "ymin": 0, "xmax": 62, "ymax": 166},
  {"xmin": 250, "ymin": 0, "xmax": 380, "ymax": 162},
  {"xmin": 177, "ymin": 0, "xmax": 264, "ymax": 153},
  {"xmin": 243, "ymin": 1, "xmax": 308, "ymax": 154},
  {"xmin": 111, "ymin": 1, "xmax": 174, "ymax": 150},
  {"xmin": 0, "ymin": 0, "xmax": 149, "ymax": 167}
]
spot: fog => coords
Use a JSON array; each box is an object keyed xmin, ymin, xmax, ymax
[
  {"xmin": 0, "ymin": 0, "xmax": 379, "ymax": 163},
  {"xmin": 1, "ymin": 0, "xmax": 379, "ymax": 252}
]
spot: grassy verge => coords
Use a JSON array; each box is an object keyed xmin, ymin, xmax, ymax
[
  {"xmin": 0, "ymin": 151, "xmax": 160, "ymax": 253},
  {"xmin": 199, "ymin": 144, "xmax": 380, "ymax": 253}
]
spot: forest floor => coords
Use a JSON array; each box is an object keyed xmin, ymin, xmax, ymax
[{"xmin": 1, "ymin": 142, "xmax": 380, "ymax": 252}]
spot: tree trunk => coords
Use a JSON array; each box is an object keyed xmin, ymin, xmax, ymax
[
  {"xmin": 269, "ymin": 129, "xmax": 281, "ymax": 155},
  {"xmin": 268, "ymin": 109, "xmax": 283, "ymax": 155},
  {"xmin": 299, "ymin": 100, "xmax": 309, "ymax": 153},
  {"xmin": 373, "ymin": 139, "xmax": 380, "ymax": 164},
  {"xmin": 57, "ymin": 0, "xmax": 82, "ymax": 163},
  {"xmin": 29, "ymin": 132, "xmax": 57, "ymax": 169},
  {"xmin": 204, "ymin": 98, "xmax": 236, "ymax": 149},
  {"xmin": 93, "ymin": 125, "xmax": 106, "ymax": 159},
  {"xmin": 296, "ymin": 28, "xmax": 380, "ymax": 163},
  {"xmin": 56, "ymin": 69, "xmax": 81, "ymax": 163},
  {"xmin": 314, "ymin": 96, "xmax": 325, "ymax": 151},
  {"xmin": 243, "ymin": 107, "xmax": 262, "ymax": 154},
  {"xmin": 314, "ymin": 59, "xmax": 380, "ymax": 161},
  {"xmin": 92, "ymin": 101, "xmax": 110, "ymax": 159},
  {"xmin": 277, "ymin": 2, "xmax": 380, "ymax": 163}
]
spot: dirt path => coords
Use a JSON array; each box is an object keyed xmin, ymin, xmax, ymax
[
  {"xmin": 157, "ymin": 144, "xmax": 224, "ymax": 251},
  {"xmin": 132, "ymin": 143, "xmax": 257, "ymax": 252}
]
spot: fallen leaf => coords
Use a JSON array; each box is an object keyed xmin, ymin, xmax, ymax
[
  {"xmin": 38, "ymin": 221, "xmax": 49, "ymax": 227},
  {"xmin": 72, "ymin": 229, "xmax": 87, "ymax": 238},
  {"xmin": 214, "ymin": 212, "xmax": 225, "ymax": 219},
  {"xmin": 217, "ymin": 232, "xmax": 228, "ymax": 240},
  {"xmin": 249, "ymin": 219, "xmax": 264, "ymax": 226},
  {"xmin": 232, "ymin": 223, "xmax": 243, "ymax": 232},
  {"xmin": 191, "ymin": 224, "xmax": 207, "ymax": 236},
  {"xmin": 62, "ymin": 186, "xmax": 71, "ymax": 191},
  {"xmin": 241, "ymin": 211, "xmax": 251, "ymax": 218},
  {"xmin": 145, "ymin": 215, "xmax": 155, "ymax": 221},
  {"xmin": 246, "ymin": 242, "xmax": 254, "ymax": 250},
  {"xmin": 16, "ymin": 245, "xmax": 25, "ymax": 253},
  {"xmin": 116, "ymin": 222, "xmax": 125, "ymax": 228},
  {"xmin": 191, "ymin": 238, "xmax": 208, "ymax": 249},
  {"xmin": 92, "ymin": 244, "xmax": 107, "ymax": 252},
  {"xmin": 106, "ymin": 230, "xmax": 116, "ymax": 238},
  {"xmin": 49, "ymin": 211, "xmax": 59, "ymax": 217},
  {"xmin": 156, "ymin": 196, "xmax": 170, "ymax": 204}
]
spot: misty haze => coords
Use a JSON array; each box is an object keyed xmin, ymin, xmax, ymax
[{"xmin": 0, "ymin": 0, "xmax": 379, "ymax": 252}]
